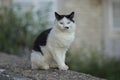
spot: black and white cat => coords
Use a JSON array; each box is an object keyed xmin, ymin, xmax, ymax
[{"xmin": 31, "ymin": 12, "xmax": 76, "ymax": 70}]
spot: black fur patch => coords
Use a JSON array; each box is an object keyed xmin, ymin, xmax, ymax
[
  {"xmin": 33, "ymin": 28, "xmax": 52, "ymax": 55},
  {"xmin": 55, "ymin": 12, "xmax": 75, "ymax": 23}
]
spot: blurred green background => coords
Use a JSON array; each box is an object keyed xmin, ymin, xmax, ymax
[
  {"xmin": 0, "ymin": 0, "xmax": 120, "ymax": 80},
  {"xmin": 0, "ymin": 4, "xmax": 51, "ymax": 54}
]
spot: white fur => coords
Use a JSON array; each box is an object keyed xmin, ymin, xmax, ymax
[{"xmin": 31, "ymin": 17, "xmax": 75, "ymax": 70}]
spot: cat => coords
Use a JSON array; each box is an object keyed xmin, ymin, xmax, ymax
[{"xmin": 31, "ymin": 12, "xmax": 76, "ymax": 70}]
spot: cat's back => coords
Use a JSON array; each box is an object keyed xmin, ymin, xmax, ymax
[{"xmin": 33, "ymin": 28, "xmax": 52, "ymax": 52}]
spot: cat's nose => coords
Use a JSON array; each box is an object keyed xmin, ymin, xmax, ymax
[{"xmin": 64, "ymin": 26, "xmax": 69, "ymax": 29}]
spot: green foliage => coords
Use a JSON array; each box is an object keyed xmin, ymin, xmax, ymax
[
  {"xmin": 67, "ymin": 49, "xmax": 120, "ymax": 80},
  {"xmin": 0, "ymin": 4, "xmax": 51, "ymax": 54}
]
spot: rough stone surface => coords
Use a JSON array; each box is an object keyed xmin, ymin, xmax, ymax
[{"xmin": 0, "ymin": 53, "xmax": 106, "ymax": 80}]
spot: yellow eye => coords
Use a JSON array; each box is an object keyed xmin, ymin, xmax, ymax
[
  {"xmin": 67, "ymin": 22, "xmax": 70, "ymax": 24},
  {"xmin": 60, "ymin": 22, "xmax": 63, "ymax": 24}
]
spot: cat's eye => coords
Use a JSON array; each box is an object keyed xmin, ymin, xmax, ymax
[
  {"xmin": 67, "ymin": 22, "xmax": 70, "ymax": 24},
  {"xmin": 60, "ymin": 22, "xmax": 63, "ymax": 24}
]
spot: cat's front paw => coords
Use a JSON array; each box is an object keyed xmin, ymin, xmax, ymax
[{"xmin": 58, "ymin": 65, "xmax": 69, "ymax": 70}]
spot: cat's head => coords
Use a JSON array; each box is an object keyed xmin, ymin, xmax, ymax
[{"xmin": 55, "ymin": 12, "xmax": 75, "ymax": 31}]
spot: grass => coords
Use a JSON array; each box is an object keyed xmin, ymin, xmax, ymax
[{"xmin": 66, "ymin": 49, "xmax": 120, "ymax": 80}]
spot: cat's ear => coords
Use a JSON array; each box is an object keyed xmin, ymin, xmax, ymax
[
  {"xmin": 68, "ymin": 12, "xmax": 74, "ymax": 19},
  {"xmin": 55, "ymin": 12, "xmax": 62, "ymax": 20}
]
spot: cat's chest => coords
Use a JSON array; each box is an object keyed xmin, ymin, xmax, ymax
[
  {"xmin": 49, "ymin": 32, "xmax": 75, "ymax": 48},
  {"xmin": 57, "ymin": 33, "xmax": 74, "ymax": 42}
]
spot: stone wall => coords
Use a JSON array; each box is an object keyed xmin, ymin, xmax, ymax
[{"xmin": 57, "ymin": 0, "xmax": 103, "ymax": 53}]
